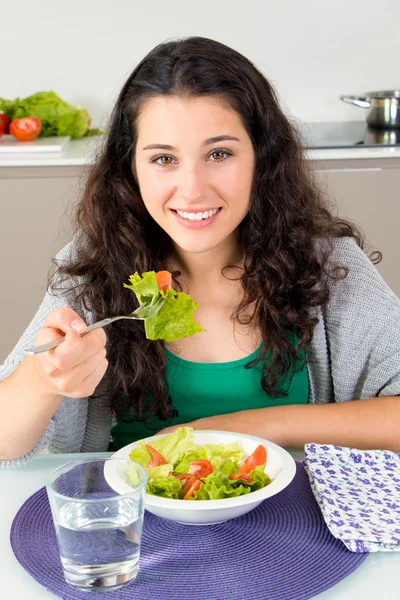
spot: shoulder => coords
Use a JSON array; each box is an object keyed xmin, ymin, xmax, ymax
[
  {"xmin": 53, "ymin": 230, "xmax": 87, "ymax": 265},
  {"xmin": 313, "ymin": 236, "xmax": 400, "ymax": 400},
  {"xmin": 319, "ymin": 236, "xmax": 400, "ymax": 343},
  {"xmin": 321, "ymin": 236, "xmax": 398, "ymax": 307}
]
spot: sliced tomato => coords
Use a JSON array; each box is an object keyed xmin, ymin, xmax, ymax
[
  {"xmin": 155, "ymin": 270, "xmax": 172, "ymax": 293},
  {"xmin": 0, "ymin": 122, "xmax": 3, "ymax": 138},
  {"xmin": 228, "ymin": 472, "xmax": 253, "ymax": 483},
  {"xmin": 0, "ymin": 113, "xmax": 10, "ymax": 134},
  {"xmin": 175, "ymin": 473, "xmax": 193, "ymax": 484},
  {"xmin": 145, "ymin": 444, "xmax": 167, "ymax": 467},
  {"xmin": 9, "ymin": 116, "xmax": 42, "ymax": 141},
  {"xmin": 237, "ymin": 444, "xmax": 267, "ymax": 475},
  {"xmin": 182, "ymin": 475, "xmax": 202, "ymax": 500},
  {"xmin": 188, "ymin": 459, "xmax": 213, "ymax": 478}
]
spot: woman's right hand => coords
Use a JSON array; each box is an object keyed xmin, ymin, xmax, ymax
[{"xmin": 31, "ymin": 307, "xmax": 108, "ymax": 399}]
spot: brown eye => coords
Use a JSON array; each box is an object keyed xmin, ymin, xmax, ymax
[
  {"xmin": 208, "ymin": 149, "xmax": 232, "ymax": 162},
  {"xmin": 151, "ymin": 154, "xmax": 176, "ymax": 166},
  {"xmin": 211, "ymin": 150, "xmax": 225, "ymax": 160}
]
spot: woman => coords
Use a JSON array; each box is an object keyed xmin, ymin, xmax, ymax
[{"xmin": 1, "ymin": 37, "xmax": 399, "ymax": 466}]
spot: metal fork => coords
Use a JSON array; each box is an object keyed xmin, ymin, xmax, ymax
[{"xmin": 24, "ymin": 296, "xmax": 165, "ymax": 356}]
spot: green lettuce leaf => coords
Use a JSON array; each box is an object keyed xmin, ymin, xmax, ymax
[
  {"xmin": 128, "ymin": 443, "xmax": 152, "ymax": 468},
  {"xmin": 145, "ymin": 427, "xmax": 196, "ymax": 465},
  {"xmin": 193, "ymin": 470, "xmax": 252, "ymax": 500},
  {"xmin": 173, "ymin": 442, "xmax": 244, "ymax": 474},
  {"xmin": 147, "ymin": 475, "xmax": 182, "ymax": 499},
  {"xmin": 124, "ymin": 271, "xmax": 204, "ymax": 342}
]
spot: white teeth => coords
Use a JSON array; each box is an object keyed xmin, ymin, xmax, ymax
[{"xmin": 176, "ymin": 208, "xmax": 219, "ymax": 220}]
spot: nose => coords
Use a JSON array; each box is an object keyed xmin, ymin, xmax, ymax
[{"xmin": 177, "ymin": 162, "xmax": 208, "ymax": 202}]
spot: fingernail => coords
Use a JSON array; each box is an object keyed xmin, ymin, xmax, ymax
[{"xmin": 71, "ymin": 318, "xmax": 86, "ymax": 333}]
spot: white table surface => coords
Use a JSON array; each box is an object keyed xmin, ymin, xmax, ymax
[{"xmin": 1, "ymin": 451, "xmax": 399, "ymax": 600}]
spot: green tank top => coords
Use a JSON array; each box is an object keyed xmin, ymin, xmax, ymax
[{"xmin": 110, "ymin": 337, "xmax": 309, "ymax": 450}]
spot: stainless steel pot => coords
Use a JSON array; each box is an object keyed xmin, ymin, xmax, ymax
[{"xmin": 340, "ymin": 90, "xmax": 400, "ymax": 129}]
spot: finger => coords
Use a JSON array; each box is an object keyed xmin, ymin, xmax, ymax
[
  {"xmin": 51, "ymin": 348, "xmax": 108, "ymax": 397},
  {"xmin": 45, "ymin": 329, "xmax": 107, "ymax": 374},
  {"xmin": 35, "ymin": 307, "xmax": 88, "ymax": 354},
  {"xmin": 78, "ymin": 357, "xmax": 109, "ymax": 398},
  {"xmin": 43, "ymin": 306, "xmax": 87, "ymax": 335},
  {"xmin": 48, "ymin": 327, "xmax": 107, "ymax": 372}
]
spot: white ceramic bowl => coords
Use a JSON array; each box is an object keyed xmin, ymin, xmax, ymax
[{"xmin": 107, "ymin": 430, "xmax": 296, "ymax": 525}]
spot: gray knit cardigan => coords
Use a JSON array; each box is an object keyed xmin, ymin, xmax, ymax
[{"xmin": 1, "ymin": 237, "xmax": 399, "ymax": 468}]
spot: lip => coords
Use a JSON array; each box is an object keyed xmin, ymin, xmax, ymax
[{"xmin": 171, "ymin": 208, "xmax": 221, "ymax": 229}]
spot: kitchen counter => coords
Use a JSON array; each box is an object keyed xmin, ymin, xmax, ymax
[{"xmin": 1, "ymin": 135, "xmax": 400, "ymax": 168}]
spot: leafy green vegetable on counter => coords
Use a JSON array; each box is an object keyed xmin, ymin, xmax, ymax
[
  {"xmin": 124, "ymin": 270, "xmax": 204, "ymax": 342},
  {"xmin": 0, "ymin": 91, "xmax": 102, "ymax": 138},
  {"xmin": 127, "ymin": 427, "xmax": 271, "ymax": 501}
]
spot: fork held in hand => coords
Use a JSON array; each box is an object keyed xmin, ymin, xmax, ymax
[{"xmin": 24, "ymin": 296, "xmax": 165, "ymax": 356}]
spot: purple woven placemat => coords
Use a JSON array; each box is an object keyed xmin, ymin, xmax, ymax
[{"xmin": 10, "ymin": 462, "xmax": 367, "ymax": 600}]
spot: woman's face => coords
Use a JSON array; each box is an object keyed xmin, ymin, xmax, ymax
[{"xmin": 134, "ymin": 95, "xmax": 255, "ymax": 256}]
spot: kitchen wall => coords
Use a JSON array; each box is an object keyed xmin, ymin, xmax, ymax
[{"xmin": 1, "ymin": 0, "xmax": 399, "ymax": 129}]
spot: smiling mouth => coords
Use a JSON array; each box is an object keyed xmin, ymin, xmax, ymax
[{"xmin": 172, "ymin": 208, "xmax": 221, "ymax": 221}]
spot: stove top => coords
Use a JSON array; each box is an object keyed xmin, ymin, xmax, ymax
[{"xmin": 299, "ymin": 121, "xmax": 400, "ymax": 149}]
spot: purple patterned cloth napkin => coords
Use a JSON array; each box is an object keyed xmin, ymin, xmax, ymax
[{"xmin": 304, "ymin": 443, "xmax": 400, "ymax": 552}]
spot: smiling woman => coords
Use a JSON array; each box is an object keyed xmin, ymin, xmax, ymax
[{"xmin": 0, "ymin": 36, "xmax": 399, "ymax": 466}]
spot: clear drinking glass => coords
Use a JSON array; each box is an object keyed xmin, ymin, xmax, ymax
[{"xmin": 46, "ymin": 457, "xmax": 148, "ymax": 592}]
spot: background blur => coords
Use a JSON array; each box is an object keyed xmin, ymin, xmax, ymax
[{"xmin": 1, "ymin": 0, "xmax": 398, "ymax": 127}]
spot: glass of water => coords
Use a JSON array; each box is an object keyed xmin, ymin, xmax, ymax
[{"xmin": 46, "ymin": 457, "xmax": 148, "ymax": 592}]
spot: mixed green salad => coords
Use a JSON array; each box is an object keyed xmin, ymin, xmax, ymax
[
  {"xmin": 124, "ymin": 270, "xmax": 204, "ymax": 342},
  {"xmin": 126, "ymin": 427, "xmax": 271, "ymax": 500}
]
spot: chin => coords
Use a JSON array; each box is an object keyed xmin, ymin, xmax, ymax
[{"xmin": 172, "ymin": 235, "xmax": 226, "ymax": 255}]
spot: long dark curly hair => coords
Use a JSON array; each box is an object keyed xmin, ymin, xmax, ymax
[{"xmin": 55, "ymin": 36, "xmax": 377, "ymax": 423}]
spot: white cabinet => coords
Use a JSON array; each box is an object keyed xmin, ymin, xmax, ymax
[
  {"xmin": 311, "ymin": 158, "xmax": 400, "ymax": 297},
  {"xmin": 0, "ymin": 166, "xmax": 85, "ymax": 362}
]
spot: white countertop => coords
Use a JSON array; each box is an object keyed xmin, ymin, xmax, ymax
[
  {"xmin": 1, "ymin": 136, "xmax": 400, "ymax": 167},
  {"xmin": 1, "ymin": 450, "xmax": 399, "ymax": 600}
]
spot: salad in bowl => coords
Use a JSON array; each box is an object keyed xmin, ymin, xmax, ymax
[{"xmin": 107, "ymin": 428, "xmax": 296, "ymax": 525}]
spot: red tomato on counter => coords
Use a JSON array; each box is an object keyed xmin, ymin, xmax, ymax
[
  {"xmin": 10, "ymin": 116, "xmax": 42, "ymax": 141},
  {"xmin": 0, "ymin": 113, "xmax": 10, "ymax": 135}
]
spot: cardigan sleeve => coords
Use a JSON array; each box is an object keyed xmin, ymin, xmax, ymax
[
  {"xmin": 0, "ymin": 240, "xmax": 92, "ymax": 468},
  {"xmin": 323, "ymin": 237, "xmax": 400, "ymax": 402}
]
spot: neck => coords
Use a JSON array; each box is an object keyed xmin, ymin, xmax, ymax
[{"xmin": 169, "ymin": 235, "xmax": 243, "ymax": 285}]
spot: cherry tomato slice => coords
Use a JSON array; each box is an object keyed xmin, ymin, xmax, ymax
[
  {"xmin": 188, "ymin": 459, "xmax": 213, "ymax": 478},
  {"xmin": 9, "ymin": 116, "xmax": 42, "ymax": 141},
  {"xmin": 237, "ymin": 444, "xmax": 267, "ymax": 475},
  {"xmin": 175, "ymin": 473, "xmax": 193, "ymax": 484},
  {"xmin": 155, "ymin": 270, "xmax": 172, "ymax": 293},
  {"xmin": 182, "ymin": 476, "xmax": 202, "ymax": 500},
  {"xmin": 228, "ymin": 472, "xmax": 253, "ymax": 483},
  {"xmin": 145, "ymin": 444, "xmax": 168, "ymax": 467}
]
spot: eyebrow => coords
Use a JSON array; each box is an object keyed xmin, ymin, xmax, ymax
[{"xmin": 142, "ymin": 135, "xmax": 240, "ymax": 151}]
